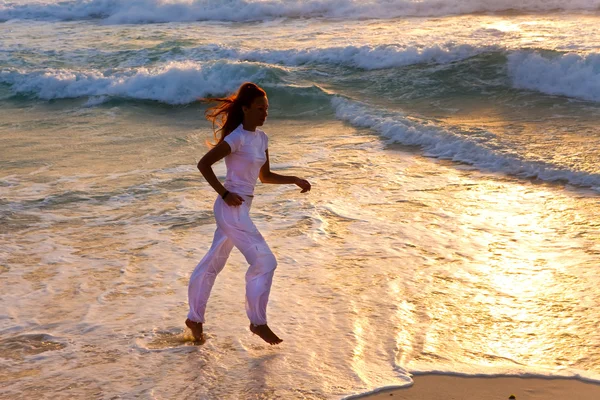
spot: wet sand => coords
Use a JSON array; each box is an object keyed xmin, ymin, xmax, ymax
[{"xmin": 349, "ymin": 375, "xmax": 600, "ymax": 399}]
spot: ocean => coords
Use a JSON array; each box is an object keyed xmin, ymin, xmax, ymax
[{"xmin": 1, "ymin": 1, "xmax": 599, "ymax": 399}]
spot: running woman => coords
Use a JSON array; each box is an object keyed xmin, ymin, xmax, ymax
[{"xmin": 186, "ymin": 82, "xmax": 311, "ymax": 345}]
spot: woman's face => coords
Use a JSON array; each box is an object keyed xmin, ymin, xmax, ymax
[{"xmin": 243, "ymin": 96, "xmax": 269, "ymax": 127}]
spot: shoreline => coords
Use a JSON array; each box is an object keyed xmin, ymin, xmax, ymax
[{"xmin": 345, "ymin": 375, "xmax": 600, "ymax": 400}]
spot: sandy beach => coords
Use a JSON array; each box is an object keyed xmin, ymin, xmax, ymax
[{"xmin": 351, "ymin": 375, "xmax": 600, "ymax": 400}]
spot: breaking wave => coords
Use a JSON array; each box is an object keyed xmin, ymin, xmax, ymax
[
  {"xmin": 333, "ymin": 97, "xmax": 600, "ymax": 190},
  {"xmin": 508, "ymin": 51, "xmax": 600, "ymax": 102},
  {"xmin": 0, "ymin": 60, "xmax": 285, "ymax": 104},
  {"xmin": 1, "ymin": 0, "xmax": 599, "ymax": 24}
]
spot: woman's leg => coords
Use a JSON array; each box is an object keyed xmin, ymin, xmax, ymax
[
  {"xmin": 187, "ymin": 225, "xmax": 234, "ymax": 324},
  {"xmin": 243, "ymin": 240, "xmax": 277, "ymax": 325},
  {"xmin": 214, "ymin": 196, "xmax": 281, "ymax": 344}
]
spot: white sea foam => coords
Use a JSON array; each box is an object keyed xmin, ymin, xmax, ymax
[
  {"xmin": 1, "ymin": 0, "xmax": 600, "ymax": 23},
  {"xmin": 508, "ymin": 51, "xmax": 600, "ymax": 102},
  {"xmin": 0, "ymin": 60, "xmax": 281, "ymax": 104},
  {"xmin": 332, "ymin": 97, "xmax": 600, "ymax": 190},
  {"xmin": 1, "ymin": 43, "xmax": 490, "ymax": 104},
  {"xmin": 223, "ymin": 43, "xmax": 495, "ymax": 70},
  {"xmin": 83, "ymin": 95, "xmax": 110, "ymax": 107},
  {"xmin": 1, "ymin": 42, "xmax": 495, "ymax": 71}
]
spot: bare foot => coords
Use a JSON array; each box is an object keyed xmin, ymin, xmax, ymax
[
  {"xmin": 185, "ymin": 318, "xmax": 204, "ymax": 342},
  {"xmin": 249, "ymin": 323, "xmax": 283, "ymax": 345}
]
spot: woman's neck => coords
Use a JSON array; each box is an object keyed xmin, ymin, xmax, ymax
[{"xmin": 242, "ymin": 122, "xmax": 257, "ymax": 132}]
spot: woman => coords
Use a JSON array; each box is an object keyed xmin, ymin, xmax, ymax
[{"xmin": 186, "ymin": 82, "xmax": 311, "ymax": 345}]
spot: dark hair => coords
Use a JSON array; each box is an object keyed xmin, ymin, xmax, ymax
[{"xmin": 201, "ymin": 82, "xmax": 267, "ymax": 146}]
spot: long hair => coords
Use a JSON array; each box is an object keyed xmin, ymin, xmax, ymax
[{"xmin": 201, "ymin": 82, "xmax": 267, "ymax": 146}]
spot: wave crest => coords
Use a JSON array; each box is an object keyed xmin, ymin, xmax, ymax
[
  {"xmin": 333, "ymin": 97, "xmax": 600, "ymax": 190},
  {"xmin": 228, "ymin": 43, "xmax": 495, "ymax": 70},
  {"xmin": 2, "ymin": 0, "xmax": 600, "ymax": 23},
  {"xmin": 1, "ymin": 42, "xmax": 496, "ymax": 71},
  {"xmin": 508, "ymin": 51, "xmax": 600, "ymax": 102},
  {"xmin": 0, "ymin": 61, "xmax": 284, "ymax": 104}
]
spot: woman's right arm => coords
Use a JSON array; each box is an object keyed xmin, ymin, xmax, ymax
[{"xmin": 197, "ymin": 141, "xmax": 244, "ymax": 206}]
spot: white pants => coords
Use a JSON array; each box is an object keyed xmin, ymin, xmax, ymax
[{"xmin": 187, "ymin": 195, "xmax": 277, "ymax": 325}]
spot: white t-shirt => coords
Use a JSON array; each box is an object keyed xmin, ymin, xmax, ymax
[{"xmin": 223, "ymin": 124, "xmax": 268, "ymax": 196}]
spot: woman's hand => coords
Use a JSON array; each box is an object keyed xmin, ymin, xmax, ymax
[
  {"xmin": 294, "ymin": 177, "xmax": 311, "ymax": 193},
  {"xmin": 223, "ymin": 192, "xmax": 245, "ymax": 206}
]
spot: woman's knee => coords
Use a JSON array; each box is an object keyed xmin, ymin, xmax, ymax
[
  {"xmin": 263, "ymin": 252, "xmax": 277, "ymax": 272},
  {"xmin": 254, "ymin": 243, "xmax": 277, "ymax": 271},
  {"xmin": 246, "ymin": 243, "xmax": 277, "ymax": 275}
]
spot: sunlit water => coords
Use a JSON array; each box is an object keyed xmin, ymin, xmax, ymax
[{"xmin": 1, "ymin": 1, "xmax": 600, "ymax": 398}]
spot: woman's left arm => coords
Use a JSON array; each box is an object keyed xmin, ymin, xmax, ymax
[{"xmin": 259, "ymin": 149, "xmax": 311, "ymax": 193}]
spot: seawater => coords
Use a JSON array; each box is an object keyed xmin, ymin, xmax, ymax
[{"xmin": 1, "ymin": 1, "xmax": 600, "ymax": 399}]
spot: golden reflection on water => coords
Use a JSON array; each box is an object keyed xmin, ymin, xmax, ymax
[
  {"xmin": 390, "ymin": 170, "xmax": 599, "ymax": 373},
  {"xmin": 484, "ymin": 20, "xmax": 521, "ymax": 33},
  {"xmin": 350, "ymin": 303, "xmax": 369, "ymax": 385},
  {"xmin": 3, "ymin": 114, "xmax": 599, "ymax": 395}
]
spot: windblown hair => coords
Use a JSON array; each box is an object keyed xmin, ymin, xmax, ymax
[{"xmin": 201, "ymin": 82, "xmax": 267, "ymax": 146}]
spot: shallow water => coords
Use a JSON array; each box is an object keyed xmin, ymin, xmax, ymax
[{"xmin": 2, "ymin": 111, "xmax": 599, "ymax": 398}]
